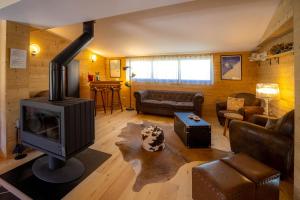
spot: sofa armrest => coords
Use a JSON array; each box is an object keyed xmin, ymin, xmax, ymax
[
  {"xmin": 134, "ymin": 90, "xmax": 148, "ymax": 112},
  {"xmin": 193, "ymin": 93, "xmax": 204, "ymax": 116},
  {"xmin": 229, "ymin": 120, "xmax": 293, "ymax": 177},
  {"xmin": 134, "ymin": 90, "xmax": 147, "ymax": 100}
]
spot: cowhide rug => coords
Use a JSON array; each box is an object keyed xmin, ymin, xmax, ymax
[{"xmin": 115, "ymin": 121, "xmax": 231, "ymax": 191}]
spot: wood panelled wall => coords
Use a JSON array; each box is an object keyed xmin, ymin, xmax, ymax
[
  {"xmin": 0, "ymin": 20, "xmax": 8, "ymax": 156},
  {"xmin": 78, "ymin": 51, "xmax": 106, "ymax": 99},
  {"xmin": 30, "ymin": 30, "xmax": 106, "ymax": 99},
  {"xmin": 294, "ymin": 0, "xmax": 300, "ymax": 198},
  {"xmin": 104, "ymin": 58, "xmax": 129, "ymax": 106},
  {"xmin": 257, "ymin": 32, "xmax": 294, "ymax": 117},
  {"xmin": 1, "ymin": 21, "xmax": 30, "ymax": 156},
  {"xmin": 128, "ymin": 52, "xmax": 258, "ymax": 118},
  {"xmin": 0, "ymin": 21, "xmax": 105, "ymax": 157}
]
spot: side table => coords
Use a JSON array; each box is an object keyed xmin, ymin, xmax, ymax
[{"xmin": 223, "ymin": 113, "xmax": 243, "ymax": 136}]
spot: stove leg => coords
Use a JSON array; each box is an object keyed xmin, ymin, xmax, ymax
[
  {"xmin": 48, "ymin": 156, "xmax": 65, "ymax": 170},
  {"xmin": 32, "ymin": 155, "xmax": 85, "ymax": 183}
]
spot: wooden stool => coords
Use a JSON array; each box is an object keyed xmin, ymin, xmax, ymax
[
  {"xmin": 93, "ymin": 87, "xmax": 106, "ymax": 115},
  {"xmin": 110, "ymin": 86, "xmax": 123, "ymax": 114}
]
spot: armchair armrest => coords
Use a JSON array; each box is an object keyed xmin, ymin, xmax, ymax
[
  {"xmin": 229, "ymin": 120, "xmax": 293, "ymax": 177},
  {"xmin": 238, "ymin": 106, "xmax": 264, "ymax": 121},
  {"xmin": 248, "ymin": 114, "xmax": 274, "ymax": 127},
  {"xmin": 216, "ymin": 101, "xmax": 227, "ymax": 112},
  {"xmin": 193, "ymin": 93, "xmax": 204, "ymax": 116}
]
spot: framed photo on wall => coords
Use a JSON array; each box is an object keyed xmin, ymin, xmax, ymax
[
  {"xmin": 109, "ymin": 59, "xmax": 121, "ymax": 78},
  {"xmin": 221, "ymin": 55, "xmax": 242, "ymax": 80}
]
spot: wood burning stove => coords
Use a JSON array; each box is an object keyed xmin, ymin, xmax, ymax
[
  {"xmin": 20, "ymin": 21, "xmax": 95, "ymax": 183},
  {"xmin": 20, "ymin": 98, "xmax": 94, "ymax": 160}
]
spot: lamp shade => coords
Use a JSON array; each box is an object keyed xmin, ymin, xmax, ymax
[{"xmin": 256, "ymin": 83, "xmax": 279, "ymax": 99}]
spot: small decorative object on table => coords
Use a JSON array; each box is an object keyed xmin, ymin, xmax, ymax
[
  {"xmin": 141, "ymin": 125, "xmax": 165, "ymax": 152},
  {"xmin": 87, "ymin": 73, "xmax": 94, "ymax": 82},
  {"xmin": 188, "ymin": 114, "xmax": 201, "ymax": 121},
  {"xmin": 95, "ymin": 72, "xmax": 100, "ymax": 81}
]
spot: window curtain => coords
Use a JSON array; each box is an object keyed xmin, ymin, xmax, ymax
[
  {"xmin": 178, "ymin": 54, "xmax": 214, "ymax": 85},
  {"xmin": 126, "ymin": 54, "xmax": 214, "ymax": 85}
]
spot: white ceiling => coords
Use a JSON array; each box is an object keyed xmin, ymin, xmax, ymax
[
  {"xmin": 0, "ymin": 0, "xmax": 20, "ymax": 10},
  {"xmin": 0, "ymin": 0, "xmax": 280, "ymax": 57},
  {"xmin": 48, "ymin": 0, "xmax": 280, "ymax": 57},
  {"xmin": 0, "ymin": 0, "xmax": 191, "ymax": 27}
]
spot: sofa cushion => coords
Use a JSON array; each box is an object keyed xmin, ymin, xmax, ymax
[
  {"xmin": 174, "ymin": 102, "xmax": 193, "ymax": 110},
  {"xmin": 142, "ymin": 100, "xmax": 173, "ymax": 108},
  {"xmin": 146, "ymin": 90, "xmax": 196, "ymax": 102}
]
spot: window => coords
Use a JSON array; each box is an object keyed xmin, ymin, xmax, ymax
[
  {"xmin": 153, "ymin": 59, "xmax": 178, "ymax": 81},
  {"xmin": 126, "ymin": 55, "xmax": 213, "ymax": 84},
  {"xmin": 130, "ymin": 59, "xmax": 152, "ymax": 79},
  {"xmin": 180, "ymin": 59, "xmax": 211, "ymax": 81}
]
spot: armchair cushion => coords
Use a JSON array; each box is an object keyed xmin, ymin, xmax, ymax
[
  {"xmin": 238, "ymin": 106, "xmax": 264, "ymax": 121},
  {"xmin": 227, "ymin": 97, "xmax": 244, "ymax": 111},
  {"xmin": 216, "ymin": 93, "xmax": 263, "ymax": 125},
  {"xmin": 265, "ymin": 118, "xmax": 278, "ymax": 130}
]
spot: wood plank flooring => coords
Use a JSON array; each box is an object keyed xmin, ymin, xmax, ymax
[{"xmin": 0, "ymin": 111, "xmax": 294, "ymax": 200}]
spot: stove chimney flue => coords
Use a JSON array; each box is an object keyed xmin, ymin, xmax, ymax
[{"xmin": 49, "ymin": 21, "xmax": 95, "ymax": 101}]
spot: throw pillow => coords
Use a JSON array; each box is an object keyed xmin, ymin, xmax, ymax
[
  {"xmin": 227, "ymin": 97, "xmax": 245, "ymax": 111},
  {"xmin": 265, "ymin": 118, "xmax": 278, "ymax": 130}
]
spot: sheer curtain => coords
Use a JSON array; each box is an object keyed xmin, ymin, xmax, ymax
[
  {"xmin": 126, "ymin": 54, "xmax": 213, "ymax": 84},
  {"xmin": 178, "ymin": 54, "xmax": 213, "ymax": 84}
]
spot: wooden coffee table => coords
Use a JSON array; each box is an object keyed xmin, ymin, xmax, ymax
[{"xmin": 223, "ymin": 113, "xmax": 243, "ymax": 136}]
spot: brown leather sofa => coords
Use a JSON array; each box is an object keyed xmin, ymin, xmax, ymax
[
  {"xmin": 229, "ymin": 110, "xmax": 294, "ymax": 178},
  {"xmin": 216, "ymin": 93, "xmax": 263, "ymax": 125},
  {"xmin": 134, "ymin": 90, "xmax": 204, "ymax": 116}
]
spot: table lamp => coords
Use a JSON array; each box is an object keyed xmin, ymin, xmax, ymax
[{"xmin": 256, "ymin": 83, "xmax": 280, "ymax": 116}]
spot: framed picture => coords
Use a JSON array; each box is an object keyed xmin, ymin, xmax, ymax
[
  {"xmin": 10, "ymin": 48, "xmax": 27, "ymax": 69},
  {"xmin": 109, "ymin": 59, "xmax": 121, "ymax": 78},
  {"xmin": 221, "ymin": 55, "xmax": 242, "ymax": 80}
]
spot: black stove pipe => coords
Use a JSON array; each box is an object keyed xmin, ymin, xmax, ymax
[{"xmin": 49, "ymin": 21, "xmax": 95, "ymax": 101}]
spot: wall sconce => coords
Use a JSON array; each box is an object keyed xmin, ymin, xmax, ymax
[
  {"xmin": 30, "ymin": 44, "xmax": 40, "ymax": 55},
  {"xmin": 91, "ymin": 54, "xmax": 97, "ymax": 62}
]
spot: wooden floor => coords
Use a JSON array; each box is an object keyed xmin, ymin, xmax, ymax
[{"xmin": 0, "ymin": 111, "xmax": 294, "ymax": 200}]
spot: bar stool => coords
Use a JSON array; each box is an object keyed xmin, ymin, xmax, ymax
[
  {"xmin": 93, "ymin": 87, "xmax": 106, "ymax": 115},
  {"xmin": 110, "ymin": 86, "xmax": 123, "ymax": 114}
]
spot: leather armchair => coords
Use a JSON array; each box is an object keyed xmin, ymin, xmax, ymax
[
  {"xmin": 216, "ymin": 93, "xmax": 263, "ymax": 125},
  {"xmin": 229, "ymin": 110, "xmax": 294, "ymax": 178}
]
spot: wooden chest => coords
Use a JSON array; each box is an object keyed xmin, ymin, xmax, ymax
[{"xmin": 174, "ymin": 112, "xmax": 211, "ymax": 148}]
